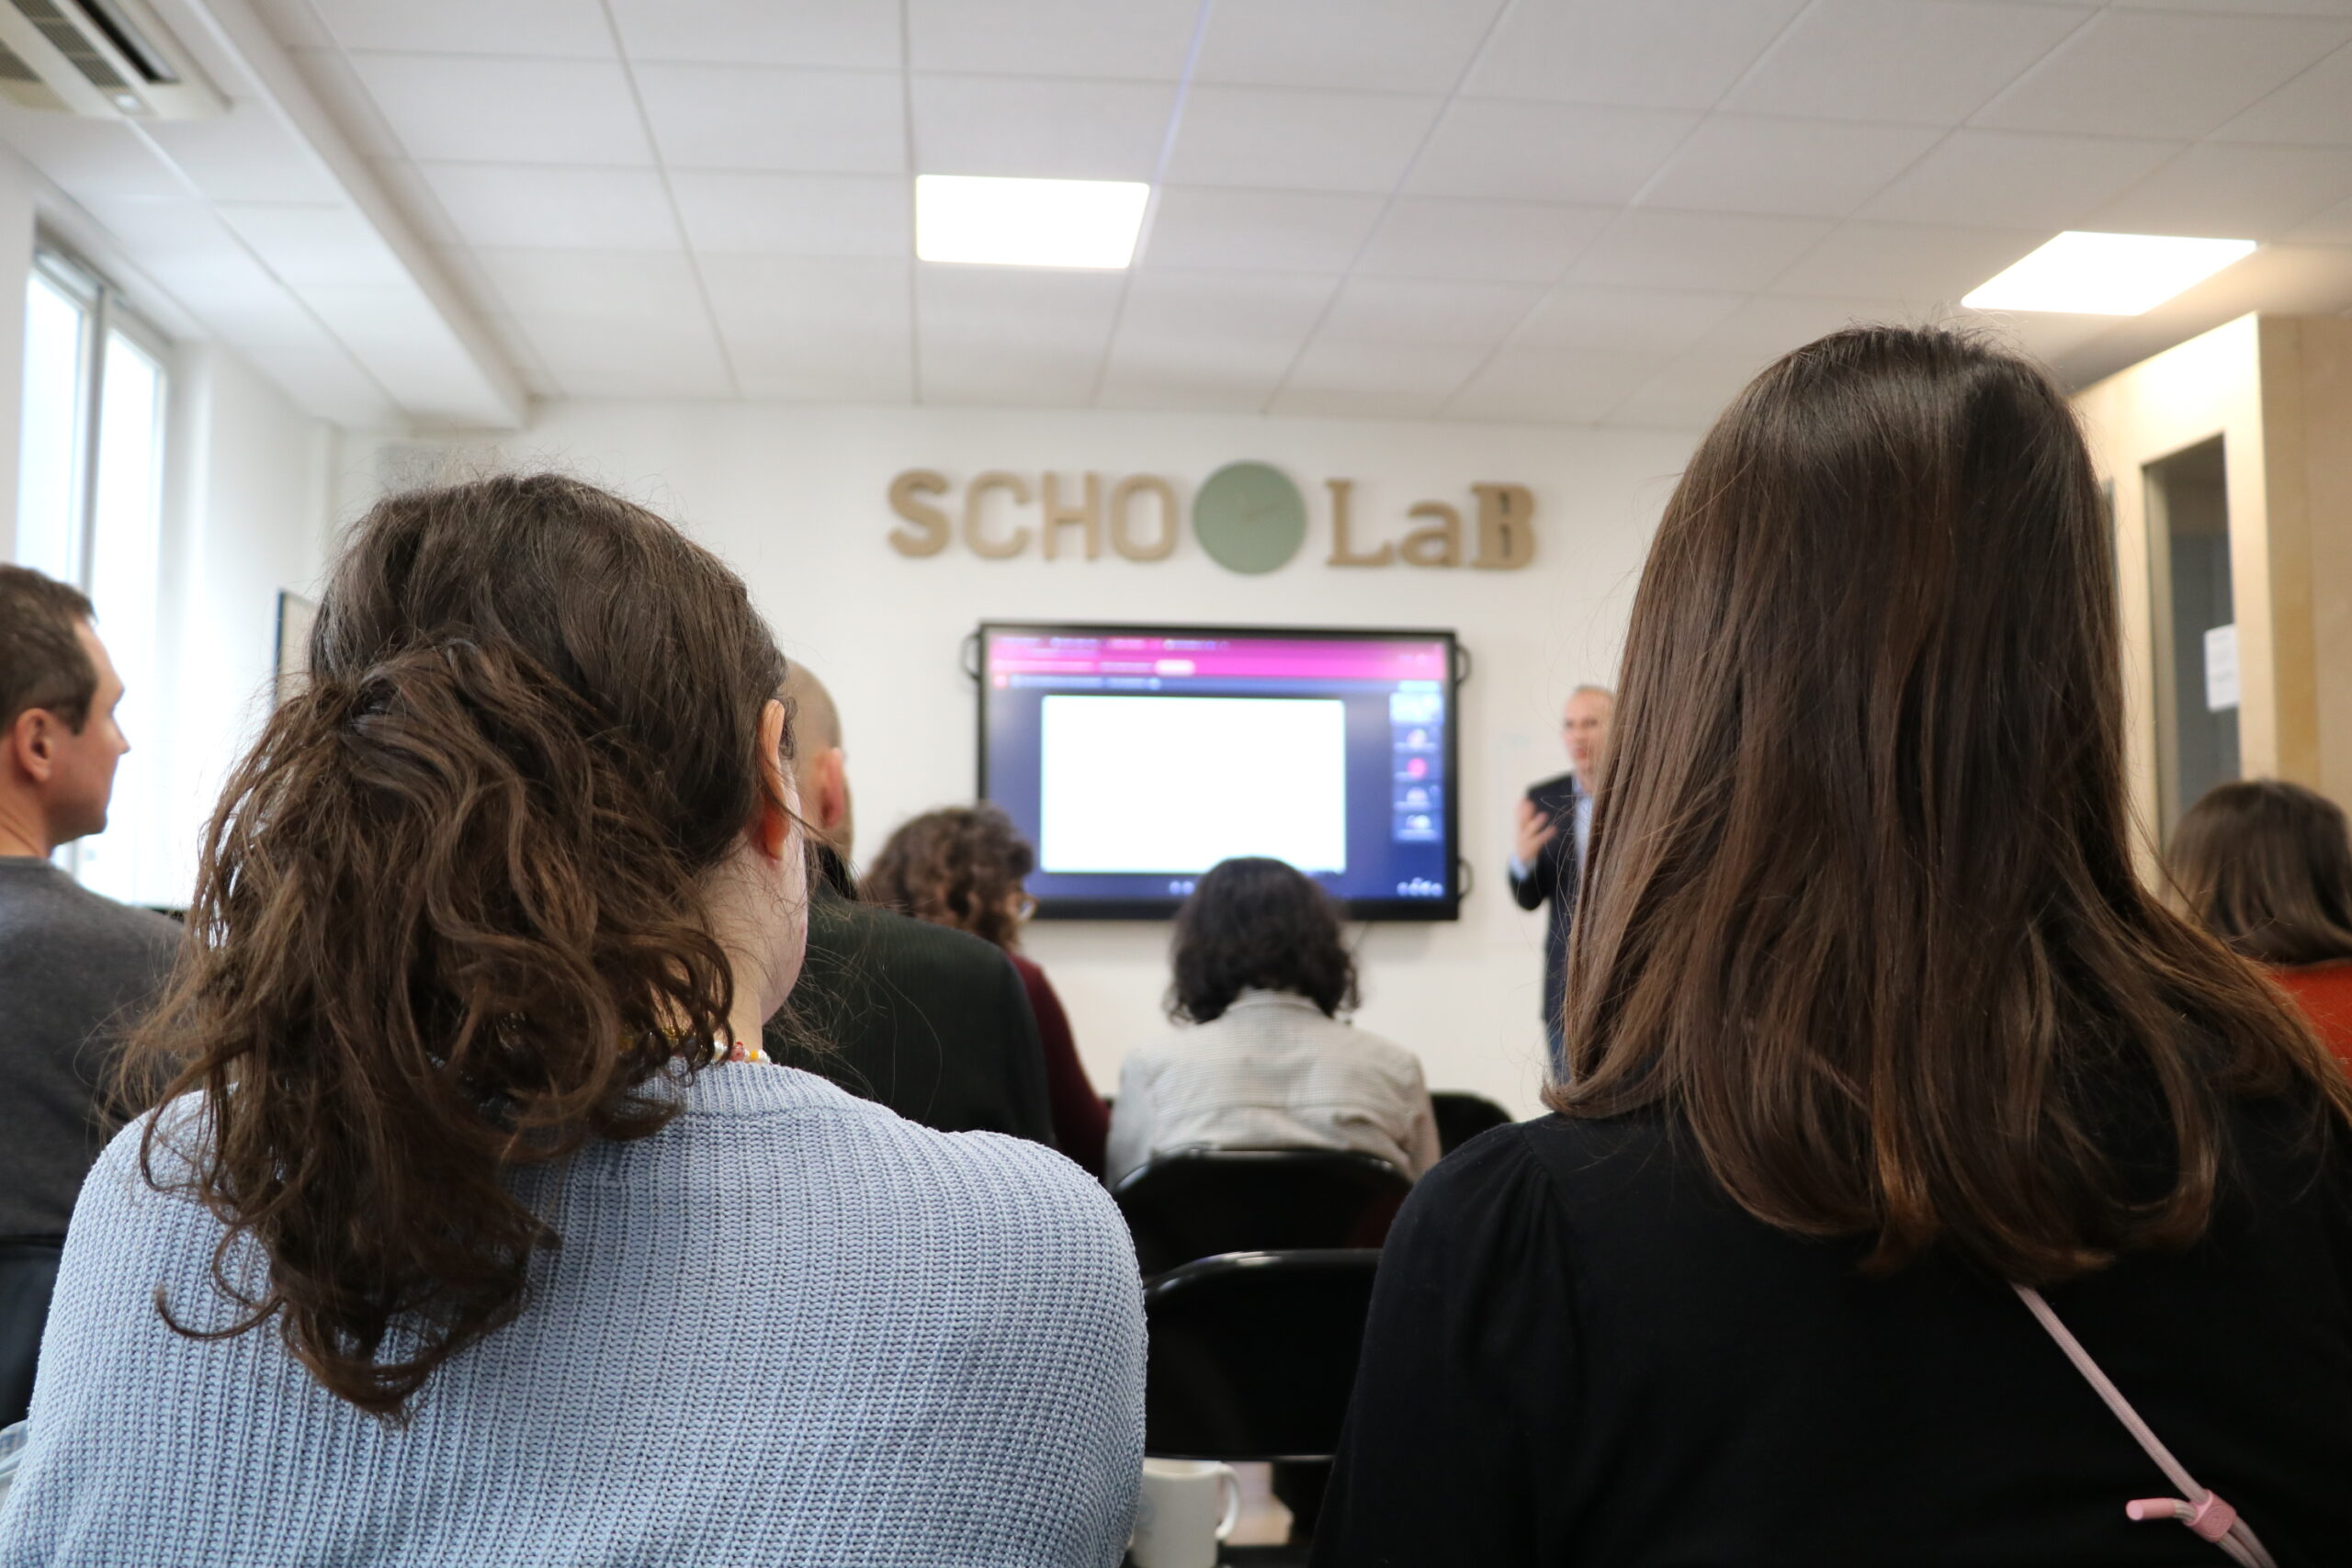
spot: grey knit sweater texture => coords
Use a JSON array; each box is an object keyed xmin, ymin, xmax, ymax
[{"xmin": 0, "ymin": 1064, "xmax": 1145, "ymax": 1564}]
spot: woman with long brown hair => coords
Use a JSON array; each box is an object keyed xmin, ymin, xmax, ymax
[
  {"xmin": 864, "ymin": 804, "xmax": 1111, "ymax": 1178},
  {"xmin": 1313, "ymin": 328, "xmax": 2352, "ymax": 1565},
  {"xmin": 0, "ymin": 476, "xmax": 1143, "ymax": 1565},
  {"xmin": 2170, "ymin": 779, "xmax": 2352, "ymax": 1074}
]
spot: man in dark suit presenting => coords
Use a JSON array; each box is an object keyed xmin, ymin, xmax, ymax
[{"xmin": 1509, "ymin": 685, "xmax": 1613, "ymax": 1077}]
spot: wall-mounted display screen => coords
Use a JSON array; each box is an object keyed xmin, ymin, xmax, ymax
[{"xmin": 978, "ymin": 623, "xmax": 1461, "ymax": 920}]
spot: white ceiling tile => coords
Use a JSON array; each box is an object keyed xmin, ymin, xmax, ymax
[
  {"xmin": 922, "ymin": 340, "xmax": 1103, "ymax": 406},
  {"xmin": 910, "ymin": 74, "xmax": 1176, "ymax": 181},
  {"xmin": 144, "ymin": 102, "xmax": 343, "ymax": 204},
  {"xmin": 1949, "ymin": 306, "xmax": 2115, "ymax": 364},
  {"xmin": 471, "ymin": 248, "xmax": 707, "ymax": 323},
  {"xmin": 2213, "ymin": 42, "xmax": 2352, "ymax": 145},
  {"xmin": 1193, "ymin": 0, "xmax": 1507, "ymax": 94},
  {"xmin": 1357, "ymin": 197, "xmax": 1611, "ymax": 283},
  {"xmin": 0, "ymin": 111, "xmax": 184, "ymax": 198},
  {"xmin": 1318, "ymin": 276, "xmax": 1542, "ymax": 344},
  {"xmin": 428, "ymin": 243, "xmax": 503, "ymax": 318},
  {"xmin": 250, "ymin": 0, "xmax": 330, "ymax": 50},
  {"xmin": 1692, "ymin": 293, "xmax": 1922, "ymax": 358},
  {"xmin": 2086, "ymin": 144, "xmax": 2352, "ymax": 239},
  {"xmin": 214, "ymin": 202, "xmax": 413, "ymax": 287},
  {"xmin": 235, "ymin": 335, "xmax": 401, "ymax": 426},
  {"xmin": 1724, "ymin": 1, "xmax": 2088, "ymax": 125},
  {"xmin": 347, "ymin": 55, "xmax": 653, "ymax": 164},
  {"xmin": 1513, "ymin": 285, "xmax": 1746, "ymax": 354},
  {"xmin": 1602, "ymin": 353, "xmax": 1769, "ymax": 429},
  {"xmin": 286, "ymin": 48, "xmax": 403, "ymax": 158},
  {"xmin": 1639, "ymin": 118, "xmax": 1942, "ymax": 219},
  {"xmin": 1116, "ymin": 270, "xmax": 1340, "ymax": 344},
  {"xmin": 1466, "ymin": 0, "xmax": 1807, "ymax": 108},
  {"xmin": 1863, "ymin": 129, "xmax": 2181, "ymax": 228},
  {"xmin": 904, "ymin": 0, "xmax": 1199, "ymax": 78},
  {"xmin": 636, "ymin": 65, "xmax": 904, "ymax": 173},
  {"xmin": 1444, "ymin": 346, "xmax": 1669, "ymax": 423},
  {"xmin": 1773, "ymin": 220, "xmax": 2046, "ymax": 301},
  {"xmin": 1283, "ymin": 338, "xmax": 1487, "ymax": 396},
  {"xmin": 1099, "ymin": 330, "xmax": 1302, "ymax": 405},
  {"xmin": 671, "ymin": 172, "xmax": 909, "ymax": 255},
  {"xmin": 365, "ymin": 158, "xmax": 461, "ymax": 245},
  {"xmin": 517, "ymin": 315, "xmax": 733, "ymax": 399},
  {"xmin": 699, "ymin": 254, "xmax": 912, "ymax": 402},
  {"xmin": 414, "ymin": 164, "xmax": 679, "ymax": 250},
  {"xmin": 1568, "ymin": 210, "xmax": 1833, "ymax": 291},
  {"xmin": 1163, "ymin": 86, "xmax": 1442, "ymax": 192},
  {"xmin": 476, "ymin": 314, "xmax": 562, "ymax": 398},
  {"xmin": 2286, "ymin": 193, "xmax": 2352, "ymax": 242},
  {"xmin": 1096, "ymin": 370, "xmax": 1286, "ymax": 414},
  {"xmin": 611, "ymin": 0, "xmax": 901, "ymax": 69},
  {"xmin": 305, "ymin": 0, "xmax": 612, "ymax": 56},
  {"xmin": 917, "ymin": 268, "xmax": 1124, "ymax": 402},
  {"xmin": 1141, "ymin": 187, "xmax": 1385, "ymax": 271},
  {"xmin": 2109, "ymin": 0, "xmax": 2352, "ymax": 13},
  {"xmin": 1408, "ymin": 101, "xmax": 1697, "ymax": 203},
  {"xmin": 1265, "ymin": 383, "xmax": 1451, "ymax": 419},
  {"xmin": 1973, "ymin": 11, "xmax": 2352, "ymax": 140}
]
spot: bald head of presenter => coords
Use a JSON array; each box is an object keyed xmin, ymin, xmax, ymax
[{"xmin": 1509, "ymin": 684, "xmax": 1613, "ymax": 1075}]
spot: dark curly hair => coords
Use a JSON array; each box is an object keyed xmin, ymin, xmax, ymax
[
  {"xmin": 122, "ymin": 472, "xmax": 789, "ymax": 1419},
  {"xmin": 1169, "ymin": 857, "xmax": 1358, "ymax": 1023},
  {"xmin": 864, "ymin": 805, "xmax": 1036, "ymax": 952}
]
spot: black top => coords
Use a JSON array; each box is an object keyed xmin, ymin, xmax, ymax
[
  {"xmin": 0, "ymin": 858, "xmax": 179, "ymax": 1239},
  {"xmin": 768, "ymin": 880, "xmax": 1056, "ymax": 1147},
  {"xmin": 1508, "ymin": 772, "xmax": 1584, "ymax": 1025},
  {"xmin": 1313, "ymin": 1106, "xmax": 2352, "ymax": 1567}
]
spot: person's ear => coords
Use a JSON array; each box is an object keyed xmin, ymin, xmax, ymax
[
  {"xmin": 752, "ymin": 699, "xmax": 792, "ymax": 863},
  {"xmin": 812, "ymin": 746, "xmax": 849, "ymax": 836},
  {"xmin": 7, "ymin": 708, "xmax": 58, "ymax": 785}
]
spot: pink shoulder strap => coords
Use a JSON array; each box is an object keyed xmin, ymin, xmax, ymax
[{"xmin": 2011, "ymin": 1284, "xmax": 2278, "ymax": 1568}]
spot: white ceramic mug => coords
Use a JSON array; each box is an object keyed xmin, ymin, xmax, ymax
[{"xmin": 1130, "ymin": 1458, "xmax": 1242, "ymax": 1568}]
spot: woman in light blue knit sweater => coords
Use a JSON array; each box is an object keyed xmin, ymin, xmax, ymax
[{"xmin": 0, "ymin": 476, "xmax": 1144, "ymax": 1566}]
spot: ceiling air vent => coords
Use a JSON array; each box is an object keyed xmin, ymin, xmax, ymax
[{"xmin": 0, "ymin": 0, "xmax": 221, "ymax": 118}]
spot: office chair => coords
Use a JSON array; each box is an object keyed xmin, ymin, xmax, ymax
[
  {"xmin": 1110, "ymin": 1148, "xmax": 1410, "ymax": 1276},
  {"xmin": 1428, "ymin": 1090, "xmax": 1513, "ymax": 1155}
]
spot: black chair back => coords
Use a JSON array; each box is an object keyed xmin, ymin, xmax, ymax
[
  {"xmin": 1144, "ymin": 1249, "xmax": 1380, "ymax": 1461},
  {"xmin": 1429, "ymin": 1090, "xmax": 1513, "ymax": 1154},
  {"xmin": 1111, "ymin": 1148, "xmax": 1411, "ymax": 1275}
]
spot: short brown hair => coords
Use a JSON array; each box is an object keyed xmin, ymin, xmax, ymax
[
  {"xmin": 1169, "ymin": 857, "xmax": 1358, "ymax": 1023},
  {"xmin": 0, "ymin": 563, "xmax": 97, "ymax": 732},
  {"xmin": 1556, "ymin": 325, "xmax": 2352, "ymax": 1286},
  {"xmin": 2168, "ymin": 780, "xmax": 2352, "ymax": 967},
  {"xmin": 864, "ymin": 805, "xmax": 1035, "ymax": 952}
]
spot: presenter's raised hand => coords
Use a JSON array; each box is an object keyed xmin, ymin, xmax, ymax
[{"xmin": 1513, "ymin": 797, "xmax": 1558, "ymax": 865}]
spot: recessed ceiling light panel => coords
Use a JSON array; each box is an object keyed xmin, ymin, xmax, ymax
[
  {"xmin": 1962, "ymin": 231, "xmax": 2256, "ymax": 316},
  {"xmin": 915, "ymin": 175, "xmax": 1149, "ymax": 269}
]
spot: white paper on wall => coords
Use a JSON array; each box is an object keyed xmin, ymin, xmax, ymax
[{"xmin": 2204, "ymin": 623, "xmax": 2240, "ymax": 713}]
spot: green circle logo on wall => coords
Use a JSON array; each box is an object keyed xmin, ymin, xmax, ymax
[{"xmin": 1191, "ymin": 461, "xmax": 1307, "ymax": 574}]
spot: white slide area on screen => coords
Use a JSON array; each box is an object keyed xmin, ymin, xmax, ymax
[{"xmin": 1039, "ymin": 694, "xmax": 1348, "ymax": 874}]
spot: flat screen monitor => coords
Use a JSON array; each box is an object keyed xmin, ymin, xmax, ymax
[{"xmin": 978, "ymin": 622, "xmax": 1461, "ymax": 920}]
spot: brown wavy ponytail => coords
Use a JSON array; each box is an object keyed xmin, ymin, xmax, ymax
[{"xmin": 123, "ymin": 473, "xmax": 788, "ymax": 1417}]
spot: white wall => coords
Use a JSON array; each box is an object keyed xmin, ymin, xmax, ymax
[
  {"xmin": 148, "ymin": 343, "xmax": 333, "ymax": 900},
  {"xmin": 364, "ymin": 402, "xmax": 1694, "ymax": 1118}
]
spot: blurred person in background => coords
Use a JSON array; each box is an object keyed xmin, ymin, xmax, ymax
[
  {"xmin": 0, "ymin": 564, "xmax": 179, "ymax": 1429},
  {"xmin": 2168, "ymin": 778, "xmax": 2352, "ymax": 1072},
  {"xmin": 1106, "ymin": 856, "xmax": 1440, "ymax": 1187},
  {"xmin": 766, "ymin": 666, "xmax": 1057, "ymax": 1148},
  {"xmin": 1510, "ymin": 684, "xmax": 1613, "ymax": 1077},
  {"xmin": 0, "ymin": 477, "xmax": 1142, "ymax": 1565},
  {"xmin": 1313, "ymin": 327, "xmax": 2352, "ymax": 1566},
  {"xmin": 865, "ymin": 805, "xmax": 1108, "ymax": 1179}
]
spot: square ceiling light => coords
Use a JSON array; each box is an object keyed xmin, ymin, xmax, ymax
[
  {"xmin": 1962, "ymin": 231, "xmax": 2256, "ymax": 315},
  {"xmin": 915, "ymin": 175, "xmax": 1149, "ymax": 269}
]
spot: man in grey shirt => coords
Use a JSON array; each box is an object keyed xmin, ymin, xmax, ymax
[{"xmin": 0, "ymin": 565, "xmax": 179, "ymax": 1425}]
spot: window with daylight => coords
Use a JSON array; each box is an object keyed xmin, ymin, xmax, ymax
[{"xmin": 14, "ymin": 246, "xmax": 173, "ymax": 904}]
